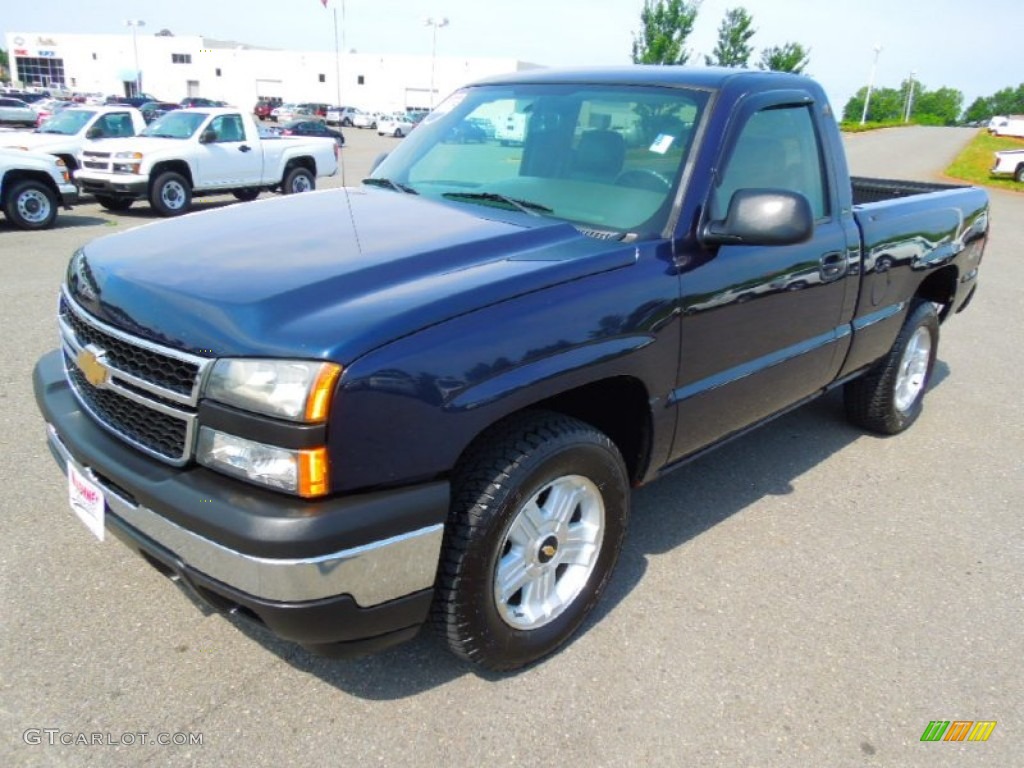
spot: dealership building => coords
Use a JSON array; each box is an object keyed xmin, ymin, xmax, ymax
[{"xmin": 4, "ymin": 31, "xmax": 538, "ymax": 112}]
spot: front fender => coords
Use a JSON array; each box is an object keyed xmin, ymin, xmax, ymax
[{"xmin": 327, "ymin": 245, "xmax": 681, "ymax": 493}]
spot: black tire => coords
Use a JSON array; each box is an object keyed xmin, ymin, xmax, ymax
[
  {"xmin": 232, "ymin": 188, "xmax": 261, "ymax": 202},
  {"xmin": 394, "ymin": 128, "xmax": 404, "ymax": 138},
  {"xmin": 432, "ymin": 411, "xmax": 629, "ymax": 671},
  {"xmin": 96, "ymin": 195, "xmax": 133, "ymax": 212},
  {"xmin": 149, "ymin": 171, "xmax": 192, "ymax": 216},
  {"xmin": 282, "ymin": 167, "xmax": 315, "ymax": 195},
  {"xmin": 844, "ymin": 300, "xmax": 939, "ymax": 434},
  {"xmin": 4, "ymin": 179, "xmax": 57, "ymax": 230},
  {"xmin": 1015, "ymin": 165, "xmax": 1024, "ymax": 183}
]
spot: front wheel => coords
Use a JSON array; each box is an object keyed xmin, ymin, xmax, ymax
[
  {"xmin": 282, "ymin": 167, "xmax": 315, "ymax": 194},
  {"xmin": 149, "ymin": 171, "xmax": 192, "ymax": 216},
  {"xmin": 394, "ymin": 128, "xmax": 404, "ymax": 138},
  {"xmin": 4, "ymin": 180, "xmax": 58, "ymax": 229},
  {"xmin": 1015, "ymin": 165, "xmax": 1024, "ymax": 183},
  {"xmin": 432, "ymin": 412, "xmax": 629, "ymax": 671},
  {"xmin": 844, "ymin": 300, "xmax": 939, "ymax": 434}
]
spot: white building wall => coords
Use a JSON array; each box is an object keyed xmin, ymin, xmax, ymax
[{"xmin": 5, "ymin": 31, "xmax": 538, "ymax": 113}]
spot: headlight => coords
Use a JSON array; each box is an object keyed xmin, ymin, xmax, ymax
[
  {"xmin": 196, "ymin": 427, "xmax": 329, "ymax": 497},
  {"xmin": 114, "ymin": 151, "xmax": 143, "ymax": 160},
  {"xmin": 204, "ymin": 359, "xmax": 341, "ymax": 422}
]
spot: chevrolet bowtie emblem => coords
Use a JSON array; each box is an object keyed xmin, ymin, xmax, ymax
[{"xmin": 77, "ymin": 345, "xmax": 110, "ymax": 388}]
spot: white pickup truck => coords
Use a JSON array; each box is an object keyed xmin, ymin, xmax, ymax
[
  {"xmin": 73, "ymin": 108, "xmax": 339, "ymax": 215},
  {"xmin": 0, "ymin": 147, "xmax": 79, "ymax": 229},
  {"xmin": 0, "ymin": 106, "xmax": 146, "ymax": 172}
]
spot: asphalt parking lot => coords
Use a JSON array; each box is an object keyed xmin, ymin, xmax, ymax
[{"xmin": 2, "ymin": 126, "xmax": 1021, "ymax": 767}]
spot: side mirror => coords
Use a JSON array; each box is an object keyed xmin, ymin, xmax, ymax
[
  {"xmin": 85, "ymin": 126, "xmax": 102, "ymax": 139},
  {"xmin": 199, "ymin": 129, "xmax": 217, "ymax": 144},
  {"xmin": 700, "ymin": 189, "xmax": 814, "ymax": 247}
]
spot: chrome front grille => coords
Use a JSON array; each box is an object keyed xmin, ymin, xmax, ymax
[
  {"xmin": 58, "ymin": 289, "xmax": 213, "ymax": 465},
  {"xmin": 81, "ymin": 151, "xmax": 113, "ymax": 172}
]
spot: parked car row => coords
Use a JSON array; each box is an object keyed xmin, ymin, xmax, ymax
[{"xmin": 1, "ymin": 105, "xmax": 339, "ymax": 229}]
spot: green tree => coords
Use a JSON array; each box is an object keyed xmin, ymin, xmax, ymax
[
  {"xmin": 0, "ymin": 49, "xmax": 9, "ymax": 82},
  {"xmin": 842, "ymin": 86, "xmax": 903, "ymax": 123},
  {"xmin": 705, "ymin": 7, "xmax": 756, "ymax": 68},
  {"xmin": 912, "ymin": 85, "xmax": 963, "ymax": 126},
  {"xmin": 631, "ymin": 0, "xmax": 701, "ymax": 65},
  {"xmin": 756, "ymin": 42, "xmax": 809, "ymax": 74},
  {"xmin": 964, "ymin": 96, "xmax": 994, "ymax": 124},
  {"xmin": 989, "ymin": 84, "xmax": 1024, "ymax": 116}
]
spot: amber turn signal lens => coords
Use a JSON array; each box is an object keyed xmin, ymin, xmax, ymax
[
  {"xmin": 305, "ymin": 363, "xmax": 342, "ymax": 422},
  {"xmin": 297, "ymin": 447, "xmax": 330, "ymax": 498}
]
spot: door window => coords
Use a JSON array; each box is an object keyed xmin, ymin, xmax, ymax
[{"xmin": 714, "ymin": 105, "xmax": 828, "ymax": 219}]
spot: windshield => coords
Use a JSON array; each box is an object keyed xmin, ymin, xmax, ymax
[
  {"xmin": 142, "ymin": 111, "xmax": 208, "ymax": 139},
  {"xmin": 37, "ymin": 109, "xmax": 95, "ymax": 135},
  {"xmin": 371, "ymin": 83, "xmax": 708, "ymax": 236}
]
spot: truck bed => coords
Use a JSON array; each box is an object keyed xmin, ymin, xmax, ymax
[{"xmin": 851, "ymin": 176, "xmax": 968, "ymax": 205}]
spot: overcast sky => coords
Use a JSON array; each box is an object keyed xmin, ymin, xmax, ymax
[{"xmin": 2, "ymin": 0, "xmax": 1013, "ymax": 114}]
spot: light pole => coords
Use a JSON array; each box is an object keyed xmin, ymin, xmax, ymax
[
  {"xmin": 424, "ymin": 16, "xmax": 449, "ymax": 108},
  {"xmin": 903, "ymin": 70, "xmax": 917, "ymax": 123},
  {"xmin": 859, "ymin": 42, "xmax": 883, "ymax": 126},
  {"xmin": 125, "ymin": 20, "xmax": 145, "ymax": 97}
]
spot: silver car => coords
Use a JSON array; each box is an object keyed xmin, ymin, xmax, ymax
[{"xmin": 0, "ymin": 97, "xmax": 37, "ymax": 126}]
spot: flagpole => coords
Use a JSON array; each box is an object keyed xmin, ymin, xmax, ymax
[{"xmin": 333, "ymin": 4, "xmax": 343, "ymax": 111}]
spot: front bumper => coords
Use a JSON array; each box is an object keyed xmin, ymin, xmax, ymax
[
  {"xmin": 74, "ymin": 170, "xmax": 148, "ymax": 199},
  {"xmin": 34, "ymin": 350, "xmax": 450, "ymax": 654},
  {"xmin": 58, "ymin": 181, "xmax": 80, "ymax": 208}
]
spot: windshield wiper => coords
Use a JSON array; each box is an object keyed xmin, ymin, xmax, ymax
[
  {"xmin": 362, "ymin": 177, "xmax": 418, "ymax": 194},
  {"xmin": 442, "ymin": 191, "xmax": 553, "ymax": 216}
]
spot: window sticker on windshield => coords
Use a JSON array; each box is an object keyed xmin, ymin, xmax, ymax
[{"xmin": 649, "ymin": 134, "xmax": 675, "ymax": 154}]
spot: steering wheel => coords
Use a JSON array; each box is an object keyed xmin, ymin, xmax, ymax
[{"xmin": 614, "ymin": 169, "xmax": 672, "ymax": 192}]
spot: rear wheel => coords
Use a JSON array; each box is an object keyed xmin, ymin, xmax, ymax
[
  {"xmin": 96, "ymin": 195, "xmax": 133, "ymax": 212},
  {"xmin": 1015, "ymin": 165, "xmax": 1024, "ymax": 183},
  {"xmin": 432, "ymin": 412, "xmax": 629, "ymax": 671},
  {"xmin": 844, "ymin": 300, "xmax": 939, "ymax": 434},
  {"xmin": 282, "ymin": 167, "xmax": 315, "ymax": 194},
  {"xmin": 5, "ymin": 180, "xmax": 57, "ymax": 229},
  {"xmin": 149, "ymin": 171, "xmax": 192, "ymax": 216}
]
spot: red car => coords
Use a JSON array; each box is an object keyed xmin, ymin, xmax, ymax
[{"xmin": 254, "ymin": 98, "xmax": 282, "ymax": 121}]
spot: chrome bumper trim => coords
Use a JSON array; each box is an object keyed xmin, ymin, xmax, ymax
[{"xmin": 47, "ymin": 423, "xmax": 444, "ymax": 607}]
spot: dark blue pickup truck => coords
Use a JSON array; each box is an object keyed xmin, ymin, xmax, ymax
[{"xmin": 34, "ymin": 67, "xmax": 988, "ymax": 671}]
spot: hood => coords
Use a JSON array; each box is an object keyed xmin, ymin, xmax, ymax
[
  {"xmin": 0, "ymin": 132, "xmax": 76, "ymax": 152},
  {"xmin": 67, "ymin": 188, "xmax": 636, "ymax": 363},
  {"xmin": 80, "ymin": 136, "xmax": 187, "ymax": 155},
  {"xmin": 0, "ymin": 147, "xmax": 59, "ymax": 169}
]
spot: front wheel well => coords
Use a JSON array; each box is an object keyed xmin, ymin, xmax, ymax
[
  {"xmin": 148, "ymin": 160, "xmax": 193, "ymax": 189},
  {"xmin": 0, "ymin": 170, "xmax": 59, "ymax": 205},
  {"xmin": 455, "ymin": 377, "xmax": 653, "ymax": 487}
]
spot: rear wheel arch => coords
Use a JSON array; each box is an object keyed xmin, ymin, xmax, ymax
[{"xmin": 915, "ymin": 266, "xmax": 958, "ymax": 322}]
